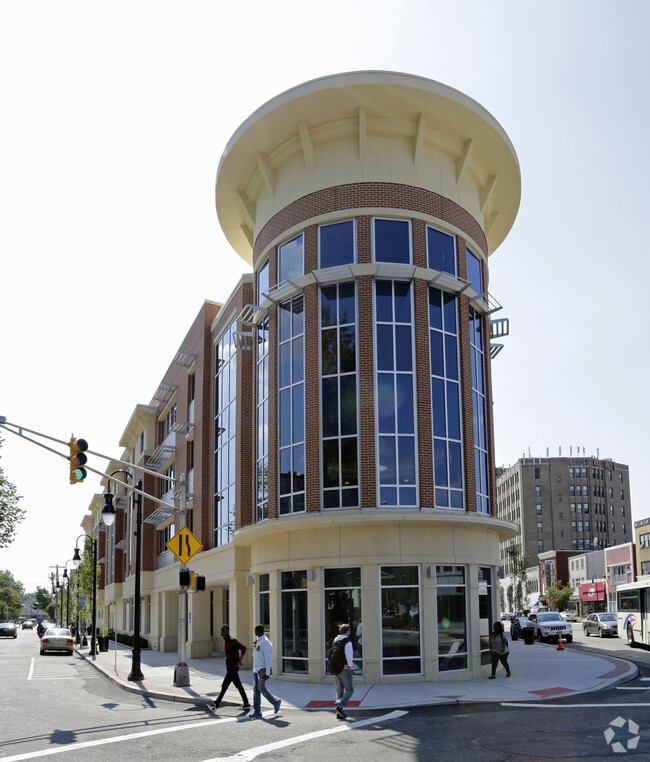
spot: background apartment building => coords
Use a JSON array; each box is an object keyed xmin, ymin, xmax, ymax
[{"xmin": 497, "ymin": 456, "xmax": 631, "ymax": 582}]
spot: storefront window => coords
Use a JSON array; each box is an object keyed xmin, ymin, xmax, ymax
[
  {"xmin": 437, "ymin": 565, "xmax": 468, "ymax": 671},
  {"xmin": 281, "ymin": 570, "xmax": 308, "ymax": 674},
  {"xmin": 478, "ymin": 567, "xmax": 493, "ymax": 666},
  {"xmin": 324, "ymin": 568, "xmax": 362, "ymax": 673},
  {"xmin": 380, "ymin": 566, "xmax": 421, "ymax": 675}
]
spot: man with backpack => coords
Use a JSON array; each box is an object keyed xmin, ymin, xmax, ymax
[{"xmin": 329, "ymin": 623, "xmax": 354, "ymax": 720}]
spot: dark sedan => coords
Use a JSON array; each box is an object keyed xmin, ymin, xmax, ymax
[
  {"xmin": 0, "ymin": 622, "xmax": 18, "ymax": 638},
  {"xmin": 583, "ymin": 612, "xmax": 618, "ymax": 638}
]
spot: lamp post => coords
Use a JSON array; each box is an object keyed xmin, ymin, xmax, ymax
[
  {"xmin": 72, "ymin": 533, "xmax": 97, "ymax": 657},
  {"xmin": 102, "ymin": 471, "xmax": 144, "ymax": 682},
  {"xmin": 61, "ymin": 559, "xmax": 75, "ymax": 628}
]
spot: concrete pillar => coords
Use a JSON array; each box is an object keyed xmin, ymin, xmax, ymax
[
  {"xmin": 229, "ymin": 575, "xmax": 253, "ymax": 668},
  {"xmin": 188, "ymin": 587, "xmax": 213, "ymax": 658},
  {"xmin": 159, "ymin": 590, "xmax": 178, "ymax": 652}
]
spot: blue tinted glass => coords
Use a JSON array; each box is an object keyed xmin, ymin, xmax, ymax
[
  {"xmin": 342, "ymin": 488, "xmax": 359, "ymax": 507},
  {"xmin": 340, "ymin": 375, "xmax": 357, "ymax": 435},
  {"xmin": 320, "ymin": 221, "xmax": 355, "ymax": 267},
  {"xmin": 434, "ymin": 440, "xmax": 448, "ymax": 487},
  {"xmin": 472, "ymin": 391, "xmax": 480, "ymax": 447},
  {"xmin": 292, "ymin": 385, "xmax": 304, "ymax": 442},
  {"xmin": 321, "ymin": 328, "xmax": 337, "ymax": 375},
  {"xmin": 377, "ymin": 374, "xmax": 395, "ymax": 433},
  {"xmin": 427, "ymin": 227, "xmax": 456, "ymax": 275},
  {"xmin": 338, "ymin": 282, "xmax": 355, "ymax": 324},
  {"xmin": 339, "ymin": 326, "xmax": 356, "ymax": 373},
  {"xmin": 292, "ymin": 336, "xmax": 304, "ymax": 383},
  {"xmin": 375, "ymin": 281, "xmax": 393, "ymax": 322},
  {"xmin": 466, "ymin": 251, "xmax": 482, "ymax": 293},
  {"xmin": 377, "ymin": 324, "xmax": 394, "ymax": 371},
  {"xmin": 292, "ymin": 296, "xmax": 304, "ymax": 335},
  {"xmin": 400, "ymin": 487, "xmax": 417, "ymax": 505},
  {"xmin": 436, "ymin": 488, "xmax": 449, "ymax": 508},
  {"xmin": 293, "ymin": 493, "xmax": 305, "ymax": 512},
  {"xmin": 279, "ymin": 236, "xmax": 304, "ymax": 282},
  {"xmin": 374, "ymin": 219, "xmax": 410, "ymax": 263},
  {"xmin": 444, "ymin": 335, "xmax": 458, "ymax": 380},
  {"xmin": 279, "ymin": 303, "xmax": 291, "ymax": 342},
  {"xmin": 279, "ymin": 343, "xmax": 291, "ymax": 387},
  {"xmin": 443, "ymin": 293, "xmax": 456, "ymax": 333},
  {"xmin": 395, "ymin": 325, "xmax": 412, "ymax": 371},
  {"xmin": 279, "ymin": 389, "xmax": 291, "ymax": 447},
  {"xmin": 381, "ymin": 486, "xmax": 397, "ymax": 506},
  {"xmin": 341, "ymin": 437, "xmax": 358, "ymax": 485},
  {"xmin": 398, "ymin": 436, "xmax": 416, "ymax": 484},
  {"xmin": 280, "ymin": 448, "xmax": 291, "ymax": 494},
  {"xmin": 446, "ymin": 381, "xmax": 461, "ymax": 439},
  {"xmin": 432, "ymin": 378, "xmax": 446, "ymax": 437},
  {"xmin": 396, "ymin": 375, "xmax": 414, "ymax": 434},
  {"xmin": 257, "ymin": 260, "xmax": 269, "ymax": 304},
  {"xmin": 379, "ymin": 437, "xmax": 396, "ymax": 483},
  {"xmin": 450, "ymin": 490, "xmax": 464, "ymax": 509},
  {"xmin": 321, "ymin": 286, "xmax": 337, "ymax": 326},
  {"xmin": 449, "ymin": 442, "xmax": 463, "ymax": 489},
  {"xmin": 323, "ymin": 439, "xmax": 339, "ymax": 488},
  {"xmin": 293, "ymin": 444, "xmax": 305, "ymax": 492},
  {"xmin": 429, "ymin": 289, "xmax": 442, "ymax": 330},
  {"xmin": 394, "ymin": 282, "xmax": 411, "ymax": 322},
  {"xmin": 322, "ymin": 377, "xmax": 339, "ymax": 437},
  {"xmin": 430, "ymin": 331, "xmax": 444, "ymax": 377}
]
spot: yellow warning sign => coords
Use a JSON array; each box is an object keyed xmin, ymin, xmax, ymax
[{"xmin": 166, "ymin": 526, "xmax": 203, "ymax": 565}]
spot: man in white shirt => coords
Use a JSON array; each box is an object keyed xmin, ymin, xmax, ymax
[
  {"xmin": 249, "ymin": 624, "xmax": 281, "ymax": 718},
  {"xmin": 333, "ymin": 623, "xmax": 354, "ymax": 720}
]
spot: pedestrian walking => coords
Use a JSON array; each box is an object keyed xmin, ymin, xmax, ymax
[
  {"xmin": 249, "ymin": 624, "xmax": 281, "ymax": 719},
  {"xmin": 209, "ymin": 625, "xmax": 250, "ymax": 712},
  {"xmin": 331, "ymin": 623, "xmax": 354, "ymax": 719},
  {"xmin": 488, "ymin": 620, "xmax": 511, "ymax": 679}
]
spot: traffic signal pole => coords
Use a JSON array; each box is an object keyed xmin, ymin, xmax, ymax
[{"xmin": 173, "ymin": 473, "xmax": 190, "ymax": 687}]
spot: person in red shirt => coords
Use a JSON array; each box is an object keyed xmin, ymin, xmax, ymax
[{"xmin": 209, "ymin": 625, "xmax": 250, "ymax": 712}]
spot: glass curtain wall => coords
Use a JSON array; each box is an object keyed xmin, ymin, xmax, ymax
[
  {"xmin": 467, "ymin": 250, "xmax": 489, "ymax": 514},
  {"xmin": 214, "ymin": 322, "xmax": 237, "ymax": 546},
  {"xmin": 281, "ymin": 570, "xmax": 308, "ymax": 674},
  {"xmin": 380, "ymin": 566, "xmax": 421, "ymax": 675},
  {"xmin": 478, "ymin": 567, "xmax": 493, "ymax": 665},
  {"xmin": 324, "ymin": 568, "xmax": 362, "ymax": 673},
  {"xmin": 256, "ymin": 261, "xmax": 270, "ymax": 522},
  {"xmin": 437, "ymin": 565, "xmax": 468, "ymax": 671}
]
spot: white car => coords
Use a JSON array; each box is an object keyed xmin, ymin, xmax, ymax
[
  {"xmin": 527, "ymin": 611, "xmax": 573, "ymax": 643},
  {"xmin": 560, "ymin": 610, "xmax": 577, "ymax": 622}
]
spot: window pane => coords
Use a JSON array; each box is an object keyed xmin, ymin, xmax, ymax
[
  {"xmin": 279, "ymin": 235, "xmax": 304, "ymax": 283},
  {"xmin": 338, "ymin": 282, "xmax": 355, "ymax": 324},
  {"xmin": 374, "ymin": 219, "xmax": 411, "ymax": 263},
  {"xmin": 395, "ymin": 325, "xmax": 412, "ymax": 371},
  {"xmin": 339, "ymin": 375, "xmax": 357, "ymax": 435},
  {"xmin": 393, "ymin": 282, "xmax": 411, "ymax": 323},
  {"xmin": 376, "ymin": 325, "xmax": 394, "ymax": 371},
  {"xmin": 466, "ymin": 250, "xmax": 482, "ymax": 294},
  {"xmin": 375, "ymin": 280, "xmax": 393, "ymax": 322},
  {"xmin": 323, "ymin": 439, "xmax": 339, "ymax": 488},
  {"xmin": 378, "ymin": 437, "xmax": 396, "ymax": 483},
  {"xmin": 321, "ymin": 285, "xmax": 338, "ymax": 326},
  {"xmin": 377, "ymin": 375, "xmax": 395, "ymax": 433},
  {"xmin": 427, "ymin": 227, "xmax": 456, "ymax": 275},
  {"xmin": 322, "ymin": 328, "xmax": 338, "ymax": 376},
  {"xmin": 339, "ymin": 326, "xmax": 356, "ymax": 373},
  {"xmin": 322, "ymin": 377, "xmax": 339, "ymax": 438},
  {"xmin": 396, "ymin": 375, "xmax": 414, "ymax": 433},
  {"xmin": 341, "ymin": 437, "xmax": 358, "ymax": 486},
  {"xmin": 320, "ymin": 220, "xmax": 355, "ymax": 267},
  {"xmin": 292, "ymin": 384, "xmax": 304, "ymax": 442}
]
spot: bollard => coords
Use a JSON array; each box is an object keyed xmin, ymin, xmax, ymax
[{"xmin": 557, "ymin": 634, "xmax": 564, "ymax": 651}]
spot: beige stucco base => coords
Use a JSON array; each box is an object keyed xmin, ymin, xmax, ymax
[{"xmin": 100, "ymin": 511, "xmax": 515, "ymax": 683}]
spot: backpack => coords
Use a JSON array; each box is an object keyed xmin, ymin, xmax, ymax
[{"xmin": 327, "ymin": 636, "xmax": 349, "ymax": 675}]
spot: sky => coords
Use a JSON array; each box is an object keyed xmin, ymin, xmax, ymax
[{"xmin": 1, "ymin": 0, "xmax": 649, "ymax": 593}]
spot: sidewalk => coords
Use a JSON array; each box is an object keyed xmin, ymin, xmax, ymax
[{"xmin": 75, "ymin": 637, "xmax": 637, "ymax": 711}]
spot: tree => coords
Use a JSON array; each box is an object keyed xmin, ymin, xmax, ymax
[
  {"xmin": 544, "ymin": 580, "xmax": 574, "ymax": 613},
  {"xmin": 34, "ymin": 586, "xmax": 54, "ymax": 619},
  {"xmin": 0, "ymin": 570, "xmax": 25, "ymax": 620},
  {"xmin": 0, "ymin": 437, "xmax": 25, "ymax": 548},
  {"xmin": 506, "ymin": 542, "xmax": 530, "ymax": 613},
  {"xmin": 76, "ymin": 538, "xmax": 99, "ymax": 628}
]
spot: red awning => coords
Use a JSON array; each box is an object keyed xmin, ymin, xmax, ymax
[{"xmin": 579, "ymin": 581, "xmax": 606, "ymax": 601}]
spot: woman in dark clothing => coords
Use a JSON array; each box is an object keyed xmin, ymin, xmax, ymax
[{"xmin": 488, "ymin": 620, "xmax": 511, "ymax": 679}]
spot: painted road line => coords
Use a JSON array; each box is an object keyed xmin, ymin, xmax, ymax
[
  {"xmin": 27, "ymin": 657, "xmax": 34, "ymax": 680},
  {"xmin": 1, "ymin": 717, "xmax": 237, "ymax": 762},
  {"xmin": 502, "ymin": 703, "xmax": 650, "ymax": 709},
  {"xmin": 204, "ymin": 710, "xmax": 409, "ymax": 762}
]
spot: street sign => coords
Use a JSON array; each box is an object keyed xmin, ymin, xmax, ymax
[{"xmin": 166, "ymin": 526, "xmax": 203, "ymax": 565}]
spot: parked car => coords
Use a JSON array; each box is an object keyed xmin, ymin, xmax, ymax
[
  {"xmin": 527, "ymin": 611, "xmax": 573, "ymax": 643},
  {"xmin": 0, "ymin": 622, "xmax": 18, "ymax": 638},
  {"xmin": 583, "ymin": 612, "xmax": 618, "ymax": 638},
  {"xmin": 560, "ymin": 610, "xmax": 578, "ymax": 622},
  {"xmin": 22, "ymin": 620, "xmax": 35, "ymax": 630},
  {"xmin": 510, "ymin": 616, "xmax": 530, "ymax": 639},
  {"xmin": 40, "ymin": 627, "xmax": 74, "ymax": 655}
]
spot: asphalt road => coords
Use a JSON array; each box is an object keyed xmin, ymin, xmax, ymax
[{"xmin": 4, "ymin": 626, "xmax": 650, "ymax": 761}]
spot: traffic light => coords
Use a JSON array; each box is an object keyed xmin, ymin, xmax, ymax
[
  {"xmin": 179, "ymin": 569, "xmax": 191, "ymax": 587},
  {"xmin": 69, "ymin": 437, "xmax": 88, "ymax": 483},
  {"xmin": 196, "ymin": 576, "xmax": 206, "ymax": 592}
]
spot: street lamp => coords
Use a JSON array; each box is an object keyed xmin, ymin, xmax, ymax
[
  {"xmin": 72, "ymin": 533, "xmax": 97, "ymax": 657},
  {"xmin": 62, "ymin": 559, "xmax": 75, "ymax": 630},
  {"xmin": 102, "ymin": 471, "xmax": 144, "ymax": 682}
]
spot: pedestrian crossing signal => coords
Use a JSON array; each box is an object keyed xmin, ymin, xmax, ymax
[{"xmin": 69, "ymin": 437, "xmax": 88, "ymax": 483}]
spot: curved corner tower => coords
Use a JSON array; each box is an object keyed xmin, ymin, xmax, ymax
[{"xmin": 215, "ymin": 71, "xmax": 520, "ymax": 682}]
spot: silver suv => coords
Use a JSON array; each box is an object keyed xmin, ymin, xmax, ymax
[{"xmin": 527, "ymin": 611, "xmax": 573, "ymax": 643}]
